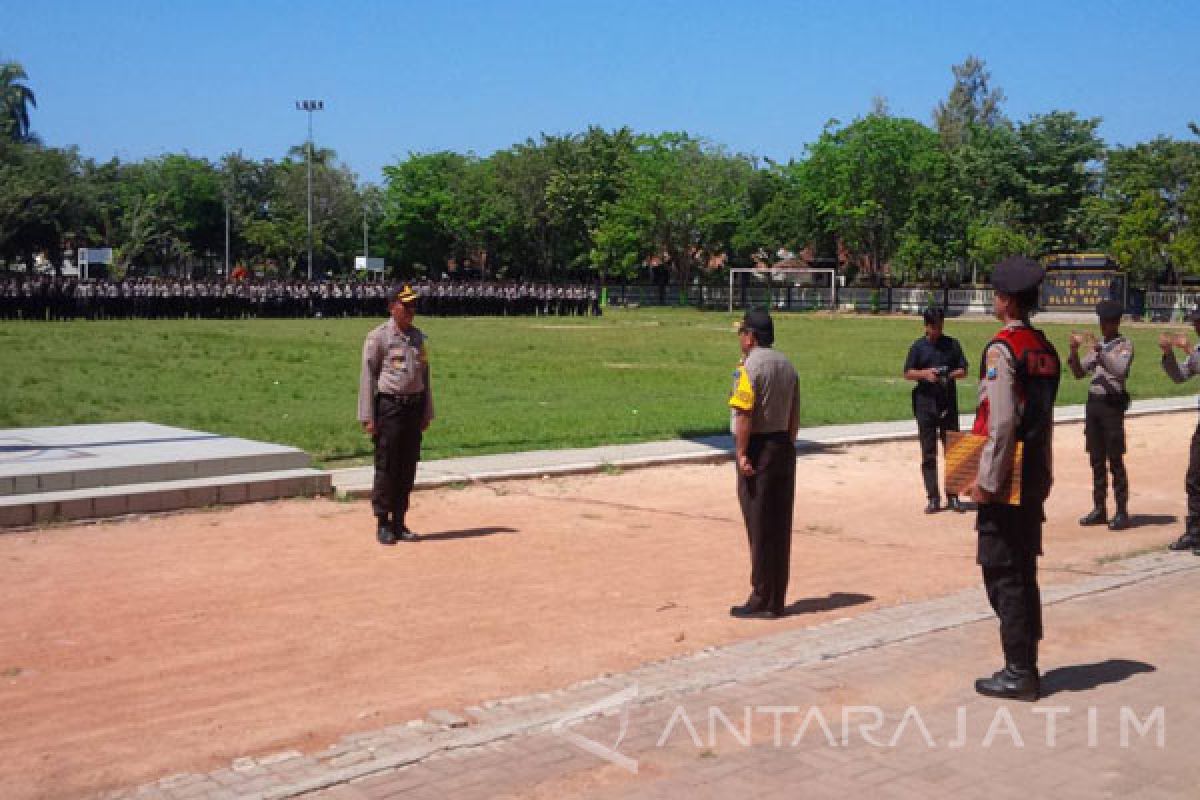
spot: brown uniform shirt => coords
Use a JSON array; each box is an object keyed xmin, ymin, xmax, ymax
[
  {"xmin": 357, "ymin": 319, "xmax": 433, "ymax": 423},
  {"xmin": 1162, "ymin": 345, "xmax": 1200, "ymax": 385},
  {"xmin": 977, "ymin": 327, "xmax": 1020, "ymax": 494},
  {"xmin": 1068, "ymin": 335, "xmax": 1133, "ymax": 397},
  {"xmin": 729, "ymin": 346, "xmax": 799, "ymax": 434}
]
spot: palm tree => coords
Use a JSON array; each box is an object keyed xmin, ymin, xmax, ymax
[{"xmin": 1, "ymin": 59, "xmax": 37, "ymax": 143}]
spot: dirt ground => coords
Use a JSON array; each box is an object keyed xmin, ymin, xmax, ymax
[{"xmin": 0, "ymin": 413, "xmax": 1194, "ymax": 799}]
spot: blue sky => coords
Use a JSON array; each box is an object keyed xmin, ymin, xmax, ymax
[{"xmin": 4, "ymin": 0, "xmax": 1199, "ymax": 183}]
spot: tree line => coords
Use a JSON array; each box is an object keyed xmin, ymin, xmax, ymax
[{"xmin": 2, "ymin": 56, "xmax": 1198, "ymax": 286}]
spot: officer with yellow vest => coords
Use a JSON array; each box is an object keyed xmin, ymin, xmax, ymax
[{"xmin": 728, "ymin": 309, "xmax": 800, "ymax": 620}]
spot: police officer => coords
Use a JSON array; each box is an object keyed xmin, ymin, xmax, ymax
[
  {"xmin": 904, "ymin": 307, "xmax": 968, "ymax": 513},
  {"xmin": 1069, "ymin": 300, "xmax": 1134, "ymax": 530},
  {"xmin": 728, "ymin": 309, "xmax": 800, "ymax": 619},
  {"xmin": 965, "ymin": 257, "xmax": 1060, "ymax": 701},
  {"xmin": 358, "ymin": 285, "xmax": 436, "ymax": 545},
  {"xmin": 1160, "ymin": 307, "xmax": 1200, "ymax": 553}
]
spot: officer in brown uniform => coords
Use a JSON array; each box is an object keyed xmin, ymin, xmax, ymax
[
  {"xmin": 728, "ymin": 309, "xmax": 800, "ymax": 619},
  {"xmin": 358, "ymin": 285, "xmax": 435, "ymax": 545},
  {"xmin": 1068, "ymin": 300, "xmax": 1134, "ymax": 530},
  {"xmin": 1160, "ymin": 307, "xmax": 1200, "ymax": 553},
  {"xmin": 965, "ymin": 257, "xmax": 1060, "ymax": 701}
]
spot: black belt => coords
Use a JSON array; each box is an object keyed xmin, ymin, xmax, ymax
[
  {"xmin": 750, "ymin": 431, "xmax": 792, "ymax": 443},
  {"xmin": 380, "ymin": 392, "xmax": 424, "ymax": 406}
]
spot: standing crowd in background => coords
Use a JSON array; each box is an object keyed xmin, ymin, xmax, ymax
[{"xmin": 0, "ymin": 275, "xmax": 602, "ymax": 321}]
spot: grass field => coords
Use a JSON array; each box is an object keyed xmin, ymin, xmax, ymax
[{"xmin": 1, "ymin": 309, "xmax": 1195, "ymax": 464}]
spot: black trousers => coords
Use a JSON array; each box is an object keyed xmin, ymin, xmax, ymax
[
  {"xmin": 1187, "ymin": 420, "xmax": 1200, "ymax": 524},
  {"xmin": 916, "ymin": 412, "xmax": 959, "ymax": 501},
  {"xmin": 371, "ymin": 394, "xmax": 424, "ymax": 531},
  {"xmin": 977, "ymin": 503, "xmax": 1043, "ymax": 670},
  {"xmin": 1084, "ymin": 395, "xmax": 1128, "ymax": 509},
  {"xmin": 737, "ymin": 433, "xmax": 797, "ymax": 613}
]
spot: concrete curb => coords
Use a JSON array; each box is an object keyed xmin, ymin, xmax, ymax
[{"xmin": 331, "ymin": 397, "xmax": 1198, "ymax": 497}]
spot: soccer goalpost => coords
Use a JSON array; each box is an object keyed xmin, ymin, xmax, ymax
[{"xmin": 727, "ymin": 267, "xmax": 838, "ymax": 313}]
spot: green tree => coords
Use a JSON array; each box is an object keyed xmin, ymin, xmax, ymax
[
  {"xmin": 1011, "ymin": 111, "xmax": 1104, "ymax": 250},
  {"xmin": 0, "ymin": 60, "xmax": 37, "ymax": 143},
  {"xmin": 590, "ymin": 133, "xmax": 754, "ymax": 289},
  {"xmin": 1111, "ymin": 190, "xmax": 1171, "ymax": 283},
  {"xmin": 798, "ymin": 115, "xmax": 950, "ymax": 282},
  {"xmin": 934, "ymin": 56, "xmax": 1007, "ymax": 149}
]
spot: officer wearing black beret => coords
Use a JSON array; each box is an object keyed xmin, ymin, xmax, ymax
[
  {"xmin": 1160, "ymin": 306, "xmax": 1200, "ymax": 553},
  {"xmin": 1068, "ymin": 300, "xmax": 1134, "ymax": 530},
  {"xmin": 964, "ymin": 256, "xmax": 1061, "ymax": 700},
  {"xmin": 728, "ymin": 309, "xmax": 800, "ymax": 619},
  {"xmin": 904, "ymin": 307, "xmax": 969, "ymax": 513}
]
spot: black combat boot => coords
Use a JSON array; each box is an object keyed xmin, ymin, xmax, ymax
[
  {"xmin": 376, "ymin": 516, "xmax": 396, "ymax": 545},
  {"xmin": 1108, "ymin": 506, "xmax": 1131, "ymax": 531},
  {"xmin": 1168, "ymin": 517, "xmax": 1200, "ymax": 551},
  {"xmin": 974, "ymin": 665, "xmax": 1040, "ymax": 701},
  {"xmin": 1078, "ymin": 507, "xmax": 1107, "ymax": 526}
]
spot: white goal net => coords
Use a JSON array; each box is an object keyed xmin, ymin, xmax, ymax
[{"xmin": 727, "ymin": 267, "xmax": 837, "ymax": 312}]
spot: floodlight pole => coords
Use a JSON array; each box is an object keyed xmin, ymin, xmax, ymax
[{"xmin": 296, "ymin": 99, "xmax": 324, "ymax": 280}]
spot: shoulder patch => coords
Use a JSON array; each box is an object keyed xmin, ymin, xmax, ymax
[{"xmin": 729, "ymin": 364, "xmax": 755, "ymax": 412}]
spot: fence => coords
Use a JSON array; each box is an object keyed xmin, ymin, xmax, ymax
[{"xmin": 604, "ymin": 282, "xmax": 1200, "ymax": 319}]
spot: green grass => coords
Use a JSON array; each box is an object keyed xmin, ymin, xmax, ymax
[{"xmin": 0, "ymin": 309, "xmax": 1193, "ymax": 462}]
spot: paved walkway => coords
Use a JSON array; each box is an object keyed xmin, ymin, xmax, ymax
[
  {"xmin": 332, "ymin": 396, "xmax": 1198, "ymax": 494},
  {"xmin": 311, "ymin": 553, "xmax": 1200, "ymax": 800},
  {"xmin": 107, "ymin": 551, "xmax": 1200, "ymax": 800}
]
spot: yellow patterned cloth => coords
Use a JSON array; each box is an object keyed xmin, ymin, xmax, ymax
[{"xmin": 944, "ymin": 431, "xmax": 1023, "ymax": 505}]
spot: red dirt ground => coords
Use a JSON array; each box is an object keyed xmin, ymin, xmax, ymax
[{"xmin": 0, "ymin": 413, "xmax": 1192, "ymax": 799}]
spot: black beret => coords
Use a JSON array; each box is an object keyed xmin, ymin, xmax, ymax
[
  {"xmin": 741, "ymin": 308, "xmax": 775, "ymax": 345},
  {"xmin": 991, "ymin": 256, "xmax": 1045, "ymax": 294},
  {"xmin": 922, "ymin": 307, "xmax": 945, "ymax": 325},
  {"xmin": 1096, "ymin": 299, "xmax": 1123, "ymax": 321}
]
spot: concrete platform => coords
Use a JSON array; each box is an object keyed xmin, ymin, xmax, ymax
[{"xmin": 0, "ymin": 423, "xmax": 331, "ymax": 527}]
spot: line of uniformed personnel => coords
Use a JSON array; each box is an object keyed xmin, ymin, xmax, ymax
[{"xmin": 0, "ymin": 275, "xmax": 602, "ymax": 321}]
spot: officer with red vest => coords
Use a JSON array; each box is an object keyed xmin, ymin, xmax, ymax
[{"xmin": 964, "ymin": 256, "xmax": 1061, "ymax": 701}]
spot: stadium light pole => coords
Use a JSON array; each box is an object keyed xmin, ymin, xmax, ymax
[{"xmin": 295, "ymin": 99, "xmax": 324, "ymax": 280}]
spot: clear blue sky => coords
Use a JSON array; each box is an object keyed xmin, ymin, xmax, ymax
[{"xmin": 5, "ymin": 0, "xmax": 1199, "ymax": 184}]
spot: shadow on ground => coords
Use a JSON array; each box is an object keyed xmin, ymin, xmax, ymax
[
  {"xmin": 1041, "ymin": 658, "xmax": 1156, "ymax": 697},
  {"xmin": 781, "ymin": 592, "xmax": 874, "ymax": 617},
  {"xmin": 419, "ymin": 526, "xmax": 518, "ymax": 542},
  {"xmin": 1127, "ymin": 513, "xmax": 1177, "ymax": 528}
]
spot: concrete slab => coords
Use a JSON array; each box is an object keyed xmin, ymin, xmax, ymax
[
  {"xmin": 0, "ymin": 422, "xmax": 311, "ymax": 497},
  {"xmin": 0, "ymin": 422, "xmax": 332, "ymax": 527},
  {"xmin": 0, "ymin": 468, "xmax": 331, "ymax": 527}
]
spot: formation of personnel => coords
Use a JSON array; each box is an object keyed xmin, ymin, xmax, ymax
[{"xmin": 0, "ymin": 275, "xmax": 602, "ymax": 321}]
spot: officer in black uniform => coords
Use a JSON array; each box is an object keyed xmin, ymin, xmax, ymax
[
  {"xmin": 1068, "ymin": 300, "xmax": 1134, "ymax": 530},
  {"xmin": 1160, "ymin": 307, "xmax": 1200, "ymax": 553},
  {"xmin": 965, "ymin": 257, "xmax": 1060, "ymax": 701},
  {"xmin": 904, "ymin": 307, "xmax": 968, "ymax": 513},
  {"xmin": 358, "ymin": 285, "xmax": 436, "ymax": 545}
]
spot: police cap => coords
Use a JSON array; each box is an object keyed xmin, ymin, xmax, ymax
[
  {"xmin": 990, "ymin": 256, "xmax": 1045, "ymax": 295},
  {"xmin": 1096, "ymin": 299, "xmax": 1123, "ymax": 322},
  {"xmin": 740, "ymin": 308, "xmax": 775, "ymax": 346},
  {"xmin": 391, "ymin": 284, "xmax": 419, "ymax": 305}
]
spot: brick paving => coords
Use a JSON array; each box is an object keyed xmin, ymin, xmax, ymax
[
  {"xmin": 308, "ymin": 558, "xmax": 1199, "ymax": 800},
  {"xmin": 103, "ymin": 551, "xmax": 1199, "ymax": 799}
]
